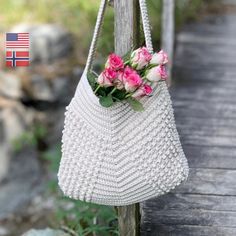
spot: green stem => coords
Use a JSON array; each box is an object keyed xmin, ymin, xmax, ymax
[
  {"xmin": 124, "ymin": 60, "xmax": 130, "ymax": 66},
  {"xmin": 94, "ymin": 85, "xmax": 101, "ymax": 94},
  {"xmin": 109, "ymin": 87, "xmax": 117, "ymax": 95},
  {"xmin": 125, "ymin": 93, "xmax": 132, "ymax": 98}
]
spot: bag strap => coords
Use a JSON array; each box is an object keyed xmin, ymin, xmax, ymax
[
  {"xmin": 139, "ymin": 0, "xmax": 153, "ymax": 53},
  {"xmin": 85, "ymin": 0, "xmax": 154, "ymax": 72}
]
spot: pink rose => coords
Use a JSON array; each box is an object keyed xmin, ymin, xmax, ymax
[
  {"xmin": 123, "ymin": 69, "xmax": 142, "ymax": 92},
  {"xmin": 97, "ymin": 68, "xmax": 117, "ymax": 87},
  {"xmin": 146, "ymin": 65, "xmax": 168, "ymax": 82},
  {"xmin": 130, "ymin": 47, "xmax": 152, "ymax": 70},
  {"xmin": 150, "ymin": 50, "xmax": 168, "ymax": 65},
  {"xmin": 105, "ymin": 53, "xmax": 124, "ymax": 70},
  {"xmin": 132, "ymin": 84, "xmax": 153, "ymax": 99},
  {"xmin": 113, "ymin": 71, "xmax": 124, "ymax": 90},
  {"xmin": 123, "ymin": 66, "xmax": 136, "ymax": 77}
]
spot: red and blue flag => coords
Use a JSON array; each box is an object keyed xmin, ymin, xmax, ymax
[
  {"xmin": 5, "ymin": 32, "xmax": 30, "ymax": 67},
  {"xmin": 6, "ymin": 51, "xmax": 30, "ymax": 67},
  {"xmin": 6, "ymin": 33, "xmax": 29, "ymax": 49}
]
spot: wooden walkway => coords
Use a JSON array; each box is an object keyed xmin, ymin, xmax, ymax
[{"xmin": 141, "ymin": 9, "xmax": 236, "ymax": 236}]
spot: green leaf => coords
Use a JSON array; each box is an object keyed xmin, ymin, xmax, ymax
[
  {"xmin": 127, "ymin": 97, "xmax": 144, "ymax": 111},
  {"xmin": 97, "ymin": 88, "xmax": 107, "ymax": 97},
  {"xmin": 112, "ymin": 90, "xmax": 127, "ymax": 101},
  {"xmin": 99, "ymin": 95, "xmax": 114, "ymax": 107},
  {"xmin": 87, "ymin": 71, "xmax": 97, "ymax": 90}
]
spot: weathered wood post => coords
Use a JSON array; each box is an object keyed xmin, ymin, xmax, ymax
[
  {"xmin": 114, "ymin": 0, "xmax": 141, "ymax": 235},
  {"xmin": 161, "ymin": 0, "xmax": 175, "ymax": 84}
]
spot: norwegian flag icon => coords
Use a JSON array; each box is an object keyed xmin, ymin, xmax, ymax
[{"xmin": 6, "ymin": 51, "xmax": 30, "ymax": 67}]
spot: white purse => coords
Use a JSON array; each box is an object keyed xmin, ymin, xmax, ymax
[{"xmin": 58, "ymin": 0, "xmax": 189, "ymax": 206}]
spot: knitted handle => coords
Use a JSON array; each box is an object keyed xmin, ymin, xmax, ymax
[
  {"xmin": 85, "ymin": 0, "xmax": 108, "ymax": 72},
  {"xmin": 139, "ymin": 0, "xmax": 154, "ymax": 53},
  {"xmin": 85, "ymin": 0, "xmax": 153, "ymax": 72}
]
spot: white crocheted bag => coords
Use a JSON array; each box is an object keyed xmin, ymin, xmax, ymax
[{"xmin": 58, "ymin": 0, "xmax": 189, "ymax": 206}]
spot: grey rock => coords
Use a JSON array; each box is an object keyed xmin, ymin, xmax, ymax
[
  {"xmin": 31, "ymin": 74, "xmax": 54, "ymax": 101},
  {"xmin": 0, "ymin": 227, "xmax": 9, "ymax": 236},
  {"xmin": 22, "ymin": 228, "xmax": 70, "ymax": 236},
  {"xmin": 51, "ymin": 77, "xmax": 69, "ymax": 101},
  {"xmin": 11, "ymin": 24, "xmax": 73, "ymax": 63},
  {"xmin": 0, "ymin": 146, "xmax": 10, "ymax": 186},
  {"xmin": 0, "ymin": 147, "xmax": 43, "ymax": 220},
  {"xmin": 0, "ymin": 72, "xmax": 22, "ymax": 99},
  {"xmin": 0, "ymin": 101, "xmax": 34, "ymax": 182},
  {"xmin": 43, "ymin": 108, "xmax": 65, "ymax": 146},
  {"xmin": 22, "ymin": 67, "xmax": 82, "ymax": 103},
  {"xmin": 72, "ymin": 66, "xmax": 84, "ymax": 78}
]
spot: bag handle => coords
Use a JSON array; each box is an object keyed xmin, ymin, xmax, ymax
[
  {"xmin": 139, "ymin": 0, "xmax": 153, "ymax": 53},
  {"xmin": 85, "ymin": 0, "xmax": 154, "ymax": 72}
]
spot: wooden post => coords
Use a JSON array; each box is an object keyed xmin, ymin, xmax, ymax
[
  {"xmin": 114, "ymin": 0, "xmax": 139, "ymax": 54},
  {"xmin": 161, "ymin": 0, "xmax": 175, "ymax": 84},
  {"xmin": 114, "ymin": 0, "xmax": 140, "ymax": 236}
]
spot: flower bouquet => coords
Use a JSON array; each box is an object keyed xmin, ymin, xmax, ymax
[{"xmin": 88, "ymin": 47, "xmax": 168, "ymax": 111}]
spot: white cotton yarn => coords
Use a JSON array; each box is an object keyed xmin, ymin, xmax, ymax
[
  {"xmin": 57, "ymin": 71, "xmax": 189, "ymax": 206},
  {"xmin": 58, "ymin": 0, "xmax": 189, "ymax": 206}
]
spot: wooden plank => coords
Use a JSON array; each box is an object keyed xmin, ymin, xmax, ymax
[
  {"xmin": 143, "ymin": 193, "xmax": 236, "ymax": 211},
  {"xmin": 173, "ymin": 61, "xmax": 236, "ymax": 70},
  {"xmin": 183, "ymin": 145, "xmax": 236, "ymax": 169},
  {"xmin": 173, "ymin": 69, "xmax": 236, "ymax": 85},
  {"xmin": 171, "ymin": 87, "xmax": 236, "ymax": 103},
  {"xmin": 173, "ymin": 99, "xmax": 236, "ymax": 113},
  {"xmin": 179, "ymin": 133, "xmax": 236, "ymax": 148},
  {"xmin": 172, "ymin": 100, "xmax": 236, "ymax": 119},
  {"xmin": 142, "ymin": 209, "xmax": 236, "ymax": 227},
  {"xmin": 174, "ymin": 57, "xmax": 236, "ymax": 68},
  {"xmin": 114, "ymin": 1, "xmax": 140, "ymax": 235},
  {"xmin": 176, "ymin": 15, "xmax": 236, "ymax": 38},
  {"xmin": 174, "ymin": 168, "xmax": 236, "ymax": 195},
  {"xmin": 161, "ymin": 0, "xmax": 175, "ymax": 83},
  {"xmin": 176, "ymin": 116, "xmax": 236, "ymax": 130},
  {"xmin": 178, "ymin": 120, "xmax": 236, "ymax": 136},
  {"xmin": 174, "ymin": 42, "xmax": 236, "ymax": 60},
  {"xmin": 141, "ymin": 225, "xmax": 236, "ymax": 236},
  {"xmin": 174, "ymin": 41, "xmax": 236, "ymax": 71},
  {"xmin": 177, "ymin": 33, "xmax": 236, "ymax": 46},
  {"xmin": 142, "ymin": 6, "xmax": 236, "ymax": 236}
]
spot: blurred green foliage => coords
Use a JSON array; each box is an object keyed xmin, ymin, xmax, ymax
[
  {"xmin": 12, "ymin": 123, "xmax": 47, "ymax": 152},
  {"xmin": 12, "ymin": 124, "xmax": 118, "ymax": 235},
  {"xmin": 43, "ymin": 145, "xmax": 118, "ymax": 236},
  {"xmin": 1, "ymin": 0, "xmax": 207, "ymax": 63}
]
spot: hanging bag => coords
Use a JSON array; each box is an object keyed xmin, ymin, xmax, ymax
[{"xmin": 58, "ymin": 0, "xmax": 189, "ymax": 206}]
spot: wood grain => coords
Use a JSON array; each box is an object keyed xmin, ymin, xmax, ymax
[
  {"xmin": 114, "ymin": 1, "xmax": 140, "ymax": 235},
  {"xmin": 161, "ymin": 0, "xmax": 175, "ymax": 83},
  {"xmin": 141, "ymin": 9, "xmax": 236, "ymax": 236}
]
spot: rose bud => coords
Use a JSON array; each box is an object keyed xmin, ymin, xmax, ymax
[
  {"xmin": 105, "ymin": 53, "xmax": 124, "ymax": 70},
  {"xmin": 130, "ymin": 47, "xmax": 152, "ymax": 70},
  {"xmin": 150, "ymin": 50, "xmax": 168, "ymax": 65},
  {"xmin": 132, "ymin": 84, "xmax": 153, "ymax": 99},
  {"xmin": 146, "ymin": 65, "xmax": 168, "ymax": 82},
  {"xmin": 113, "ymin": 71, "xmax": 124, "ymax": 90},
  {"xmin": 97, "ymin": 68, "xmax": 117, "ymax": 87},
  {"xmin": 124, "ymin": 72, "xmax": 142, "ymax": 92}
]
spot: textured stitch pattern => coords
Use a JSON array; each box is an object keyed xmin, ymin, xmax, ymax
[
  {"xmin": 58, "ymin": 72, "xmax": 189, "ymax": 206},
  {"xmin": 58, "ymin": 0, "xmax": 189, "ymax": 206}
]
